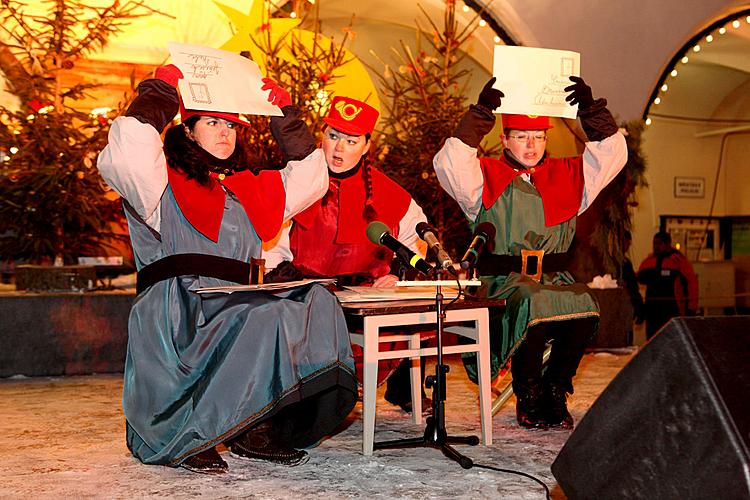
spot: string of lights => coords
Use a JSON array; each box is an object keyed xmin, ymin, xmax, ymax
[{"xmin": 643, "ymin": 8, "xmax": 750, "ymax": 125}]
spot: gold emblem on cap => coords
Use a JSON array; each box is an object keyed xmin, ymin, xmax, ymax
[
  {"xmin": 527, "ymin": 115, "xmax": 538, "ymax": 118},
  {"xmin": 335, "ymin": 101, "xmax": 363, "ymax": 121}
]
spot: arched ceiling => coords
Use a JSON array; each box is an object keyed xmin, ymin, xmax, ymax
[
  {"xmin": 645, "ymin": 11, "xmax": 750, "ymax": 126},
  {"xmin": 482, "ymin": 0, "xmax": 749, "ymax": 120},
  {"xmin": 2, "ymin": 0, "xmax": 749, "ymax": 123}
]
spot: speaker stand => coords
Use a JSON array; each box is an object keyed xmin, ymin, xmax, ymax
[{"xmin": 373, "ymin": 281, "xmax": 479, "ymax": 469}]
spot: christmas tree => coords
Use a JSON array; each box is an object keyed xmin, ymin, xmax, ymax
[
  {"xmin": 370, "ymin": 2, "xmax": 500, "ymax": 256},
  {"xmin": 0, "ymin": 0, "xmax": 159, "ymax": 265}
]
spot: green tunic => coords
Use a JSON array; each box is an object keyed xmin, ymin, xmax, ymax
[{"xmin": 465, "ymin": 176, "xmax": 599, "ymax": 381}]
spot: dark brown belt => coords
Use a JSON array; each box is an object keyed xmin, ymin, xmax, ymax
[
  {"xmin": 136, "ymin": 253, "xmax": 254, "ymax": 294},
  {"xmin": 477, "ymin": 249, "xmax": 570, "ymax": 280}
]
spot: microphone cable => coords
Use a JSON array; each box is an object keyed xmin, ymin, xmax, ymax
[
  {"xmin": 472, "ymin": 462, "xmax": 552, "ymax": 499},
  {"xmin": 442, "ymin": 269, "xmax": 464, "ymax": 311}
]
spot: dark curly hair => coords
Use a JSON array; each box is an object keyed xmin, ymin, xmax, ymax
[{"xmin": 163, "ymin": 115, "xmax": 248, "ymax": 186}]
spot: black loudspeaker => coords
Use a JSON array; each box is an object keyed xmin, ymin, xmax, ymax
[{"xmin": 551, "ymin": 316, "xmax": 750, "ymax": 500}]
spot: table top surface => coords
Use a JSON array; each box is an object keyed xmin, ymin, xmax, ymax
[{"xmin": 340, "ymin": 297, "xmax": 505, "ymax": 316}]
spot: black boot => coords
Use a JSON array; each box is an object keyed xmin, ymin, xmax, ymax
[
  {"xmin": 384, "ymin": 358, "xmax": 431, "ymax": 414},
  {"xmin": 544, "ymin": 383, "xmax": 574, "ymax": 429},
  {"xmin": 229, "ymin": 420, "xmax": 310, "ymax": 466},
  {"xmin": 181, "ymin": 446, "xmax": 228, "ymax": 474},
  {"xmin": 513, "ymin": 379, "xmax": 546, "ymax": 429}
]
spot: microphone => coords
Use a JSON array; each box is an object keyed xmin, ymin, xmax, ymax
[
  {"xmin": 415, "ymin": 222, "xmax": 455, "ymax": 271},
  {"xmin": 366, "ymin": 221, "xmax": 434, "ymax": 275},
  {"xmin": 460, "ymin": 221, "xmax": 496, "ymax": 270}
]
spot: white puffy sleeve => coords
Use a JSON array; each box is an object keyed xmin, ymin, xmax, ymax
[
  {"xmin": 433, "ymin": 137, "xmax": 484, "ymax": 222},
  {"xmin": 96, "ymin": 116, "xmax": 167, "ymax": 230}
]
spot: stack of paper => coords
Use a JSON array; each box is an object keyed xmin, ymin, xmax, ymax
[
  {"xmin": 334, "ymin": 286, "xmax": 460, "ymax": 303},
  {"xmin": 195, "ymin": 278, "xmax": 335, "ymax": 294}
]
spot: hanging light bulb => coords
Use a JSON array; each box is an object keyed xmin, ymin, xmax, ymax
[
  {"xmin": 670, "ymin": 69, "xmax": 678, "ymax": 77},
  {"xmin": 681, "ymin": 56, "xmax": 689, "ymax": 64},
  {"xmin": 719, "ymin": 27, "xmax": 727, "ymax": 34},
  {"xmin": 654, "ymin": 97, "xmax": 661, "ymax": 105},
  {"xmin": 462, "ymin": 4, "xmax": 470, "ymax": 13},
  {"xmin": 493, "ymin": 36, "xmax": 501, "ymax": 44},
  {"xmin": 693, "ymin": 44, "xmax": 701, "ymax": 52},
  {"xmin": 661, "ymin": 84, "xmax": 668, "ymax": 92},
  {"xmin": 478, "ymin": 19, "xmax": 487, "ymax": 27},
  {"xmin": 645, "ymin": 118, "xmax": 652, "ymax": 126},
  {"xmin": 732, "ymin": 20, "xmax": 740, "ymax": 28},
  {"xmin": 706, "ymin": 35, "xmax": 714, "ymax": 42}
]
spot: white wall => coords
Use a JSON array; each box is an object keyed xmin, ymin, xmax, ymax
[
  {"xmin": 487, "ymin": 0, "xmax": 747, "ymax": 120},
  {"xmin": 632, "ymin": 109, "xmax": 750, "ymax": 266}
]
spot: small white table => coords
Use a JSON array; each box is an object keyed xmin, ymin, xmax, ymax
[{"xmin": 341, "ymin": 298, "xmax": 503, "ymax": 456}]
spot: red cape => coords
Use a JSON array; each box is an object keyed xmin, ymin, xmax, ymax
[
  {"xmin": 167, "ymin": 167, "xmax": 285, "ymax": 243},
  {"xmin": 479, "ymin": 155, "xmax": 584, "ymax": 227}
]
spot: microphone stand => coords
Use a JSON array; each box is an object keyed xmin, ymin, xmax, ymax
[{"xmin": 373, "ymin": 267, "xmax": 479, "ymax": 469}]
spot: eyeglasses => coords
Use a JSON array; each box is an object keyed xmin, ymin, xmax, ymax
[{"xmin": 507, "ymin": 133, "xmax": 547, "ymax": 143}]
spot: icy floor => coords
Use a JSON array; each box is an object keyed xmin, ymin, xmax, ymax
[{"xmin": 0, "ymin": 351, "xmax": 633, "ymax": 499}]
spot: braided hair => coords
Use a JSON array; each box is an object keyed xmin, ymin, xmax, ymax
[{"xmin": 360, "ymin": 133, "xmax": 378, "ymax": 222}]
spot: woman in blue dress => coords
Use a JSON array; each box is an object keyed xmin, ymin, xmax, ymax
[{"xmin": 97, "ymin": 65, "xmax": 357, "ymax": 474}]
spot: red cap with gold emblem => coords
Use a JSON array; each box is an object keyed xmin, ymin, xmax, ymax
[
  {"xmin": 324, "ymin": 96, "xmax": 379, "ymax": 136},
  {"xmin": 179, "ymin": 100, "xmax": 250, "ymax": 127},
  {"xmin": 501, "ymin": 114, "xmax": 554, "ymax": 131}
]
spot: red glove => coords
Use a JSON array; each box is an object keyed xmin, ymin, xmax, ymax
[
  {"xmin": 155, "ymin": 64, "xmax": 183, "ymax": 88},
  {"xmin": 261, "ymin": 77, "xmax": 292, "ymax": 108}
]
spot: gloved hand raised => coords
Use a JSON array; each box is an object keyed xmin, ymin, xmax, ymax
[
  {"xmin": 261, "ymin": 77, "xmax": 292, "ymax": 108},
  {"xmin": 476, "ymin": 77, "xmax": 504, "ymax": 112},
  {"xmin": 564, "ymin": 76, "xmax": 595, "ymax": 109},
  {"xmin": 154, "ymin": 64, "xmax": 183, "ymax": 88}
]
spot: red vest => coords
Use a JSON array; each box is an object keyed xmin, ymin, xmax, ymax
[
  {"xmin": 290, "ymin": 167, "xmax": 411, "ymax": 279},
  {"xmin": 479, "ymin": 154, "xmax": 585, "ymax": 227}
]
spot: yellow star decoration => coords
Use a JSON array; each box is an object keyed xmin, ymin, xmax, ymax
[
  {"xmin": 213, "ymin": 0, "xmax": 380, "ymax": 115},
  {"xmin": 214, "ymin": 0, "xmax": 300, "ymax": 74}
]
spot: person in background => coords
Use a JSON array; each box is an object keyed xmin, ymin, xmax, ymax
[
  {"xmin": 97, "ymin": 64, "xmax": 357, "ymax": 474},
  {"xmin": 433, "ymin": 75, "xmax": 628, "ymax": 429},
  {"xmin": 637, "ymin": 231, "xmax": 699, "ymax": 339},
  {"xmin": 261, "ymin": 91, "xmax": 431, "ymax": 413}
]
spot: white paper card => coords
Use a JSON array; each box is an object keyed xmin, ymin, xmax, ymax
[
  {"xmin": 335, "ymin": 286, "xmax": 460, "ymax": 302},
  {"xmin": 492, "ymin": 45, "xmax": 580, "ymax": 119},
  {"xmin": 194, "ymin": 278, "xmax": 335, "ymax": 294},
  {"xmin": 168, "ymin": 42, "xmax": 282, "ymax": 117}
]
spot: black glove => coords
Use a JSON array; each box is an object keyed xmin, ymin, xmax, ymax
[
  {"xmin": 565, "ymin": 75, "xmax": 618, "ymax": 141},
  {"xmin": 263, "ymin": 260, "xmax": 304, "ymax": 283},
  {"xmin": 564, "ymin": 76, "xmax": 595, "ymax": 110},
  {"xmin": 124, "ymin": 79, "xmax": 179, "ymax": 134},
  {"xmin": 454, "ymin": 105, "xmax": 495, "ymax": 148},
  {"xmin": 270, "ymin": 106, "xmax": 316, "ymax": 163},
  {"xmin": 476, "ymin": 77, "xmax": 504, "ymax": 112}
]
